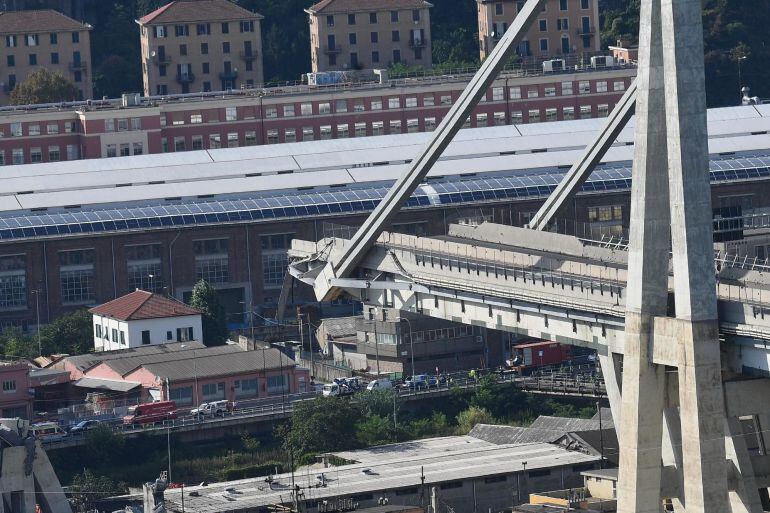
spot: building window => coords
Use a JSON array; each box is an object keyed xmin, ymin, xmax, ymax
[
  {"xmin": 6, "ymin": 55, "xmax": 13, "ymax": 67},
  {"xmin": 133, "ymin": 142, "xmax": 144, "ymax": 155},
  {"xmin": 169, "ymin": 386, "xmax": 192, "ymax": 405},
  {"xmin": 221, "ymin": 22, "xmax": 229, "ymax": 34},
  {"xmin": 581, "ymin": 0, "xmax": 590, "ymax": 8},
  {"xmin": 337, "ymin": 123, "xmax": 349, "ymax": 138},
  {"xmin": 240, "ymin": 20, "xmax": 255, "ymax": 33},
  {"xmin": 59, "ymin": 249, "xmax": 95, "ymax": 304},
  {"xmin": 546, "ymin": 108, "xmax": 558, "ymax": 122},
  {"xmin": 141, "ymin": 330, "xmax": 151, "ymax": 345},
  {"xmin": 370, "ymin": 12, "xmax": 377, "ymax": 23},
  {"xmin": 174, "ymin": 24, "xmax": 189, "ymax": 37},
  {"xmin": 348, "ymin": 13, "xmax": 356, "ymax": 25},
  {"xmin": 191, "ymin": 136, "xmax": 203, "ymax": 151},
  {"xmin": 194, "ymin": 239, "xmax": 229, "ymax": 283},
  {"xmin": 283, "ymin": 104, "xmax": 295, "ymax": 117},
  {"xmin": 528, "ymin": 87, "xmax": 539, "ymax": 98},
  {"xmin": 580, "ymin": 105, "xmax": 592, "ymax": 118},
  {"xmin": 388, "ymin": 97, "xmax": 400, "ymax": 109},
  {"xmin": 30, "ymin": 148, "xmax": 41, "ymax": 163},
  {"xmin": 390, "ymin": 10, "xmax": 399, "ymax": 22},
  {"xmin": 588, "ymin": 205, "xmax": 623, "ymax": 223},
  {"xmin": 562, "ymin": 81, "xmax": 574, "ymax": 95},
  {"xmin": 126, "ymin": 243, "xmax": 163, "ymax": 292},
  {"xmin": 0, "ymin": 255, "xmax": 26, "ymax": 309},
  {"xmin": 284, "ymin": 128, "xmax": 296, "ymax": 143},
  {"xmin": 389, "ymin": 120, "xmax": 402, "ymax": 133},
  {"xmin": 245, "ymin": 131, "xmax": 257, "ymax": 145},
  {"xmin": 234, "ymin": 378, "xmax": 258, "ymax": 398},
  {"xmin": 614, "ymin": 80, "xmax": 626, "ymax": 92},
  {"xmin": 596, "ymin": 81, "xmax": 608, "ymax": 93},
  {"xmin": 48, "ymin": 146, "xmax": 60, "ymax": 161},
  {"xmin": 326, "ymin": 15, "xmax": 334, "ymax": 27},
  {"xmin": 266, "ymin": 129, "xmax": 279, "ymax": 144},
  {"xmin": 529, "ymin": 109, "xmax": 541, "ymax": 123},
  {"xmin": 300, "ymin": 102, "xmax": 312, "ymax": 116},
  {"xmin": 579, "ymin": 80, "xmax": 590, "ymax": 94},
  {"xmin": 302, "ymin": 127, "xmax": 314, "ymax": 141},
  {"xmin": 154, "ymin": 26, "xmax": 166, "ymax": 38},
  {"xmin": 265, "ymin": 106, "xmax": 278, "ymax": 118},
  {"xmin": 197, "ymin": 23, "xmax": 211, "ymax": 36},
  {"xmin": 26, "ymin": 34, "xmax": 39, "ymax": 46},
  {"xmin": 261, "ymin": 234, "xmax": 292, "ymax": 288},
  {"xmin": 12, "ymin": 149, "xmax": 23, "ymax": 165},
  {"xmin": 267, "ymin": 375, "xmax": 288, "ymax": 394},
  {"xmin": 545, "ymin": 86, "xmax": 556, "ymax": 97},
  {"xmin": 226, "ymin": 107, "xmax": 237, "ymax": 121},
  {"xmin": 539, "ymin": 19, "xmax": 547, "ymax": 31},
  {"xmin": 598, "ymin": 104, "xmax": 609, "ymax": 117},
  {"xmin": 371, "ymin": 98, "xmax": 382, "ymax": 110},
  {"xmin": 354, "ymin": 122, "xmax": 367, "ymax": 137},
  {"xmin": 202, "ymin": 382, "xmax": 225, "ymax": 399},
  {"xmin": 372, "ymin": 121, "xmax": 384, "ymax": 135},
  {"xmin": 476, "ymin": 113, "xmax": 488, "ymax": 127},
  {"xmin": 495, "ymin": 2, "xmax": 504, "ymax": 15},
  {"xmin": 6, "ymin": 35, "xmax": 16, "ymax": 47},
  {"xmin": 28, "ymin": 54, "xmax": 37, "ymax": 65},
  {"xmin": 2, "ymin": 380, "xmax": 16, "ymax": 393},
  {"xmin": 177, "ymin": 327, "xmax": 194, "ymax": 342}
]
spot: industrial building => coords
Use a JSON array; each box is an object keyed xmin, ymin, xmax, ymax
[
  {"xmin": 158, "ymin": 418, "xmax": 608, "ymax": 513},
  {"xmin": 0, "ymin": 64, "xmax": 635, "ymax": 162},
  {"xmin": 0, "ymin": 104, "xmax": 766, "ymax": 332}
]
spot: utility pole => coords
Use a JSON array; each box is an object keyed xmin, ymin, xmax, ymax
[{"xmin": 33, "ymin": 289, "xmax": 41, "ymax": 356}]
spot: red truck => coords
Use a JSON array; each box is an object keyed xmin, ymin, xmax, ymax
[
  {"xmin": 123, "ymin": 401, "xmax": 177, "ymax": 427},
  {"xmin": 509, "ymin": 341, "xmax": 571, "ymax": 372}
]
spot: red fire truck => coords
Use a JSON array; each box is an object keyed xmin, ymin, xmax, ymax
[{"xmin": 123, "ymin": 401, "xmax": 177, "ymax": 427}]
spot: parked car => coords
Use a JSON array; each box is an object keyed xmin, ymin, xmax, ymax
[
  {"xmin": 402, "ymin": 375, "xmax": 430, "ymax": 390},
  {"xmin": 333, "ymin": 377, "xmax": 362, "ymax": 391},
  {"xmin": 69, "ymin": 419, "xmax": 101, "ymax": 434},
  {"xmin": 191, "ymin": 400, "xmax": 235, "ymax": 418},
  {"xmin": 123, "ymin": 401, "xmax": 177, "ymax": 427},
  {"xmin": 30, "ymin": 422, "xmax": 68, "ymax": 443},
  {"xmin": 366, "ymin": 378, "xmax": 393, "ymax": 392}
]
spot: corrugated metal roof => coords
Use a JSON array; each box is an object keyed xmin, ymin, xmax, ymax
[
  {"xmin": 530, "ymin": 415, "xmax": 602, "ymax": 432},
  {"xmin": 65, "ymin": 341, "xmax": 206, "ymax": 372},
  {"xmin": 468, "ymin": 424, "xmax": 564, "ymax": 445},
  {"xmin": 73, "ymin": 377, "xmax": 142, "ymax": 392},
  {"xmin": 164, "ymin": 439, "xmax": 598, "ymax": 513},
  {"xmin": 139, "ymin": 347, "xmax": 295, "ymax": 380},
  {"xmin": 103, "ymin": 344, "xmax": 243, "ymax": 377}
]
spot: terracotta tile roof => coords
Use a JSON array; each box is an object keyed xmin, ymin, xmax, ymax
[
  {"xmin": 139, "ymin": 0, "xmax": 263, "ymax": 25},
  {"xmin": 89, "ymin": 290, "xmax": 204, "ymax": 321},
  {"xmin": 308, "ymin": 0, "xmax": 433, "ymax": 14},
  {"xmin": 0, "ymin": 9, "xmax": 91, "ymax": 34}
]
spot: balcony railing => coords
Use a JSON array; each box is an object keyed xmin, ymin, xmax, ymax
[
  {"xmin": 219, "ymin": 70, "xmax": 238, "ymax": 81},
  {"xmin": 151, "ymin": 54, "xmax": 172, "ymax": 65},
  {"xmin": 176, "ymin": 72, "xmax": 195, "ymax": 84},
  {"xmin": 576, "ymin": 26, "xmax": 596, "ymax": 36},
  {"xmin": 409, "ymin": 38, "xmax": 428, "ymax": 48},
  {"xmin": 69, "ymin": 61, "xmax": 87, "ymax": 71},
  {"xmin": 323, "ymin": 45, "xmax": 343, "ymax": 54},
  {"xmin": 239, "ymin": 50, "xmax": 258, "ymax": 61}
]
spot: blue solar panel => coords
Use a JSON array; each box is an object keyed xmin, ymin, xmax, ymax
[{"xmin": 0, "ymin": 153, "xmax": 768, "ymax": 243}]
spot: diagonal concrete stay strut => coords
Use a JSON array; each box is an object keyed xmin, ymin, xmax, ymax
[
  {"xmin": 320, "ymin": 0, "xmax": 547, "ymax": 292},
  {"xmin": 530, "ymin": 80, "xmax": 638, "ymax": 232}
]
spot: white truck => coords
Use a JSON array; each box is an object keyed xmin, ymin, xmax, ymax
[{"xmin": 191, "ymin": 400, "xmax": 235, "ymax": 418}]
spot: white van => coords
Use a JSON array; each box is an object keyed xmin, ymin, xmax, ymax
[
  {"xmin": 30, "ymin": 422, "xmax": 68, "ymax": 443},
  {"xmin": 322, "ymin": 383, "xmax": 341, "ymax": 397},
  {"xmin": 366, "ymin": 378, "xmax": 393, "ymax": 392}
]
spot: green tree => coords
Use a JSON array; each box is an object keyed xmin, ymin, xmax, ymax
[
  {"xmin": 358, "ymin": 389, "xmax": 400, "ymax": 419},
  {"xmin": 69, "ymin": 469, "xmax": 127, "ymax": 513},
  {"xmin": 38, "ymin": 309, "xmax": 93, "ymax": 356},
  {"xmin": 0, "ymin": 327, "xmax": 35, "ymax": 359},
  {"xmin": 85, "ymin": 424, "xmax": 126, "ymax": 466},
  {"xmin": 240, "ymin": 432, "xmax": 262, "ymax": 455},
  {"xmin": 283, "ymin": 396, "xmax": 363, "ymax": 455},
  {"xmin": 456, "ymin": 406, "xmax": 494, "ymax": 434},
  {"xmin": 189, "ymin": 280, "xmax": 228, "ymax": 346},
  {"xmin": 10, "ymin": 69, "xmax": 80, "ymax": 105},
  {"xmin": 356, "ymin": 414, "xmax": 397, "ymax": 446}
]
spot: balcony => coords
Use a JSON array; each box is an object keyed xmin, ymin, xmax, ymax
[
  {"xmin": 576, "ymin": 26, "xmax": 596, "ymax": 36},
  {"xmin": 176, "ymin": 72, "xmax": 195, "ymax": 84},
  {"xmin": 151, "ymin": 54, "xmax": 172, "ymax": 65},
  {"xmin": 239, "ymin": 50, "xmax": 258, "ymax": 61},
  {"xmin": 69, "ymin": 61, "xmax": 87, "ymax": 71},
  {"xmin": 409, "ymin": 38, "xmax": 428, "ymax": 48},
  {"xmin": 323, "ymin": 45, "xmax": 343, "ymax": 54},
  {"xmin": 219, "ymin": 70, "xmax": 238, "ymax": 81}
]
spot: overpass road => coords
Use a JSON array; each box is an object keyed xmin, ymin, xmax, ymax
[{"xmin": 43, "ymin": 369, "xmax": 602, "ymax": 450}]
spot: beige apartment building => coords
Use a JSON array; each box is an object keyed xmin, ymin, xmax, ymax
[
  {"xmin": 0, "ymin": 9, "xmax": 93, "ymax": 105},
  {"xmin": 137, "ymin": 0, "xmax": 264, "ymax": 96},
  {"xmin": 306, "ymin": 0, "xmax": 433, "ymax": 73},
  {"xmin": 477, "ymin": 0, "xmax": 601, "ymax": 61}
]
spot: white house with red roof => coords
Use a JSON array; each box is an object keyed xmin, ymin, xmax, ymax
[{"xmin": 89, "ymin": 290, "xmax": 204, "ymax": 351}]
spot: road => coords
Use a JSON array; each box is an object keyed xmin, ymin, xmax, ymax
[{"xmin": 42, "ymin": 368, "xmax": 604, "ymax": 450}]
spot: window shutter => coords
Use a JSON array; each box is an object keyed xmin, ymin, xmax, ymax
[{"xmin": 176, "ymin": 328, "xmax": 182, "ymax": 341}]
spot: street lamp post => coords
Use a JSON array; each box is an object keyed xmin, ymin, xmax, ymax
[
  {"xmin": 738, "ymin": 55, "xmax": 747, "ymax": 104},
  {"xmin": 399, "ymin": 318, "xmax": 415, "ymax": 378},
  {"xmin": 31, "ymin": 289, "xmax": 41, "ymax": 356}
]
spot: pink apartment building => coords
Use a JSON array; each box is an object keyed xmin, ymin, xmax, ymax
[{"xmin": 0, "ymin": 360, "xmax": 32, "ymax": 419}]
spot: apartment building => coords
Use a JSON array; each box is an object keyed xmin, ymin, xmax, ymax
[
  {"xmin": 306, "ymin": 0, "xmax": 433, "ymax": 73},
  {"xmin": 477, "ymin": 0, "xmax": 601, "ymax": 61},
  {"xmin": 0, "ymin": 65, "xmax": 635, "ymax": 164},
  {"xmin": 0, "ymin": 9, "xmax": 93, "ymax": 105},
  {"xmin": 137, "ymin": 0, "xmax": 264, "ymax": 96}
]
